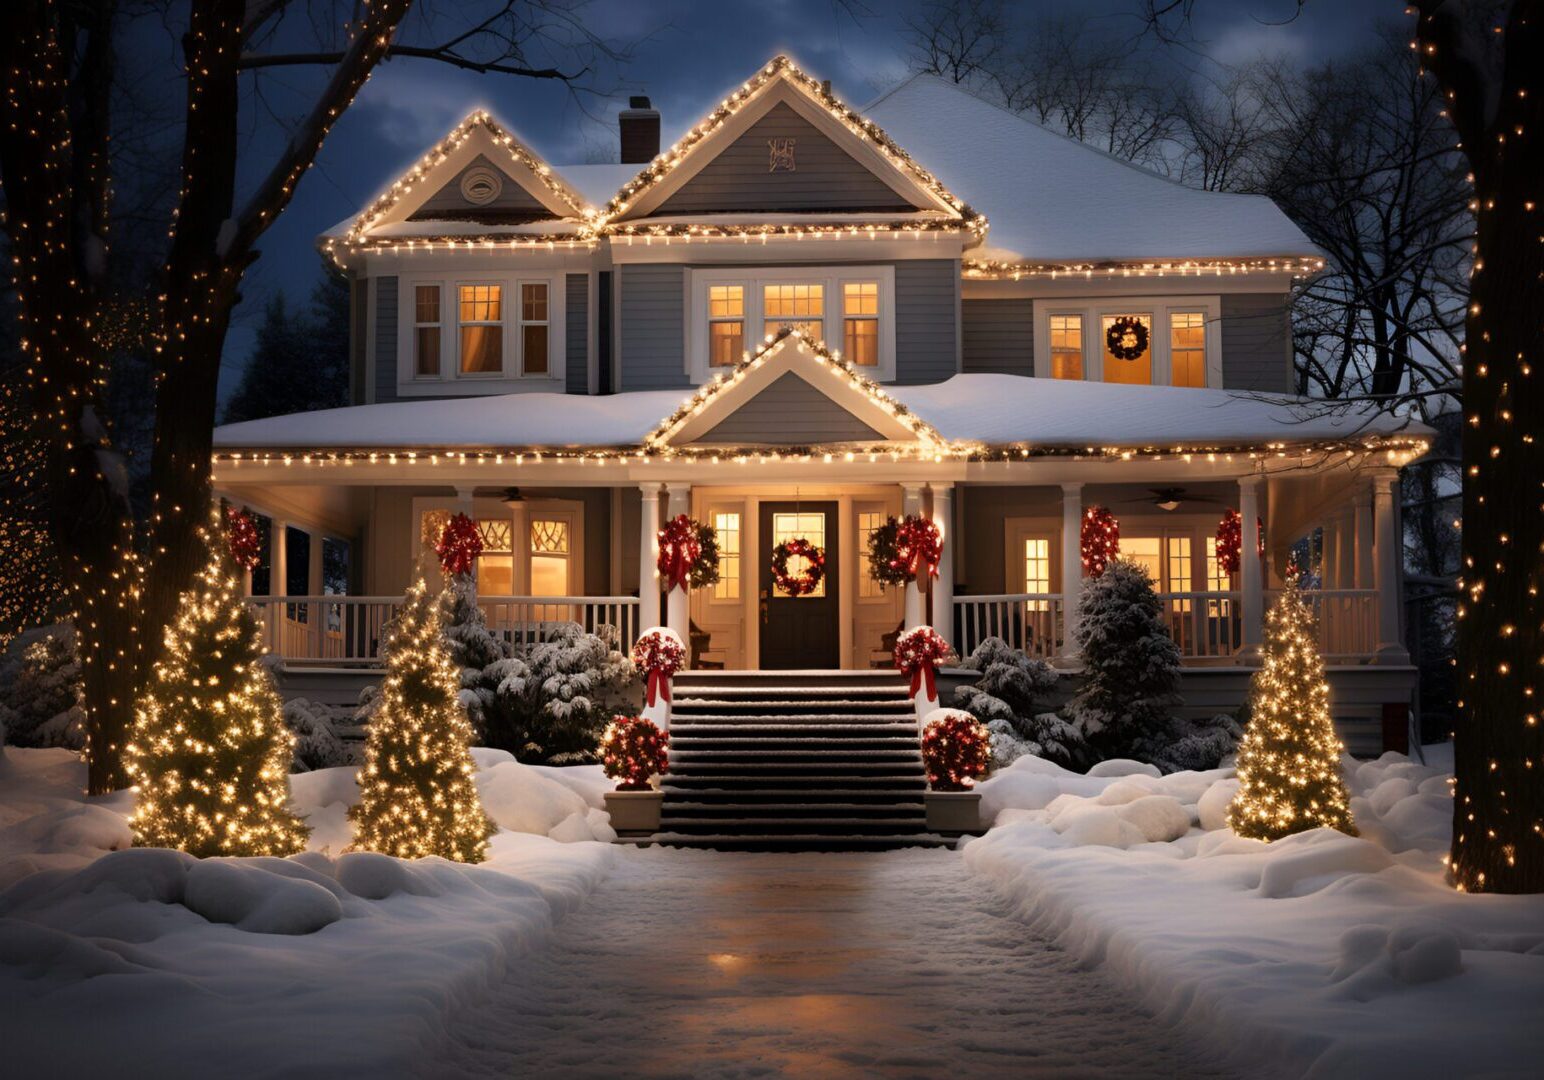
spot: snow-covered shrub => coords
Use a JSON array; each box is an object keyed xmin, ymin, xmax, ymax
[
  {"xmin": 481, "ymin": 622, "xmax": 634, "ymax": 765},
  {"xmin": 1066, "ymin": 558, "xmax": 1181, "ymax": 761},
  {"xmin": 282, "ymin": 698, "xmax": 355, "ymax": 771},
  {"xmin": 1137, "ymin": 712, "xmax": 1244, "ymax": 774},
  {"xmin": 952, "ymin": 636, "xmax": 1089, "ymax": 769},
  {"xmin": 0, "ymin": 624, "xmax": 86, "ymax": 750},
  {"xmin": 438, "ymin": 575, "xmax": 513, "ymax": 737}
]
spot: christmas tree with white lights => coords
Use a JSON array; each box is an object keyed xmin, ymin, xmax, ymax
[
  {"xmin": 1228, "ymin": 576, "xmax": 1356, "ymax": 841},
  {"xmin": 126, "ymin": 524, "xmax": 308, "ymax": 857},
  {"xmin": 350, "ymin": 577, "xmax": 494, "ymax": 862}
]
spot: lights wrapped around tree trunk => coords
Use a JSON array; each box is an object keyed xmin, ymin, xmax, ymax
[
  {"xmin": 632, "ymin": 627, "xmax": 686, "ymax": 709},
  {"xmin": 770, "ymin": 538, "xmax": 825, "ymax": 597},
  {"xmin": 894, "ymin": 625, "xmax": 954, "ymax": 702},
  {"xmin": 600, "ymin": 715, "xmax": 669, "ymax": 791},
  {"xmin": 867, "ymin": 514, "xmax": 942, "ymax": 592},
  {"xmin": 1214, "ymin": 509, "xmax": 1265, "ymax": 577},
  {"xmin": 920, "ymin": 709, "xmax": 991, "ymax": 791},
  {"xmin": 1081, "ymin": 505, "xmax": 1120, "ymax": 577},
  {"xmin": 657, "ymin": 514, "xmax": 720, "ymax": 593},
  {"xmin": 435, "ymin": 512, "xmax": 483, "ymax": 578},
  {"xmin": 223, "ymin": 505, "xmax": 262, "ymax": 572}
]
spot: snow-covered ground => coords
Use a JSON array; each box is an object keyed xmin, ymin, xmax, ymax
[
  {"xmin": 967, "ymin": 745, "xmax": 1544, "ymax": 1079},
  {"xmin": 0, "ymin": 745, "xmax": 616, "ymax": 1077}
]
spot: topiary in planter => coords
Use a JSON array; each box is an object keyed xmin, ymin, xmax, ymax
[
  {"xmin": 920, "ymin": 709, "xmax": 991, "ymax": 791},
  {"xmin": 600, "ymin": 715, "xmax": 669, "ymax": 791}
]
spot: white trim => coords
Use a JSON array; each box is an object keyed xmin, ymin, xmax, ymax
[
  {"xmin": 394, "ymin": 270, "xmax": 566, "ymax": 396},
  {"xmin": 685, "ymin": 265, "xmax": 897, "ymax": 384},
  {"xmin": 1031, "ymin": 294, "xmax": 1223, "ymax": 388}
]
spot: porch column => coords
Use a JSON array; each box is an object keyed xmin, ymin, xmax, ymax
[
  {"xmin": 508, "ymin": 499, "xmax": 530, "ymax": 596},
  {"xmin": 1371, "ymin": 469, "xmax": 1410, "ymax": 663},
  {"xmin": 1335, "ymin": 510, "xmax": 1355, "ymax": 589},
  {"xmin": 1058, "ymin": 482, "xmax": 1083, "ymax": 665},
  {"xmin": 638, "ymin": 484, "xmax": 662, "ymax": 630},
  {"xmin": 1238, "ymin": 475, "xmax": 1265, "ymax": 659},
  {"xmin": 902, "ymin": 483, "xmax": 925, "ymax": 628},
  {"xmin": 1354, "ymin": 489, "xmax": 1375, "ymax": 588},
  {"xmin": 665, "ymin": 482, "xmax": 692, "ymax": 652},
  {"xmin": 306, "ymin": 529, "xmax": 324, "ymax": 658},
  {"xmin": 929, "ymin": 483, "xmax": 955, "ymax": 643},
  {"xmin": 269, "ymin": 518, "xmax": 288, "ymax": 657}
]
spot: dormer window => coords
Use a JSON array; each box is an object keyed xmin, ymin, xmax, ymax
[
  {"xmin": 414, "ymin": 286, "xmax": 442, "ymax": 377},
  {"xmin": 459, "ymin": 284, "xmax": 503, "ymax": 374},
  {"xmin": 763, "ymin": 283, "xmax": 824, "ymax": 339},
  {"xmin": 843, "ymin": 282, "xmax": 879, "ymax": 367},
  {"xmin": 708, "ymin": 285, "xmax": 744, "ymax": 367},
  {"xmin": 1035, "ymin": 297, "xmax": 1220, "ymax": 388}
]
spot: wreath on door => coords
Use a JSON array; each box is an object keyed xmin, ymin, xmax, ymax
[
  {"xmin": 770, "ymin": 538, "xmax": 826, "ymax": 597},
  {"xmin": 1105, "ymin": 316, "xmax": 1149, "ymax": 362}
]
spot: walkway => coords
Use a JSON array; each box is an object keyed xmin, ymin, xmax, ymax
[{"xmin": 435, "ymin": 847, "xmax": 1235, "ymax": 1078}]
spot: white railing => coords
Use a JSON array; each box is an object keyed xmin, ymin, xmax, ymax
[
  {"xmin": 246, "ymin": 594, "xmax": 640, "ymax": 665},
  {"xmin": 1274, "ymin": 588, "xmax": 1378, "ymax": 662},
  {"xmin": 953, "ymin": 594, "xmax": 1064, "ymax": 661},
  {"xmin": 1160, "ymin": 591, "xmax": 1243, "ymax": 661}
]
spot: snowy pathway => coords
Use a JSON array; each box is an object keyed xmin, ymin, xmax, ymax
[{"xmin": 435, "ymin": 847, "xmax": 1235, "ymax": 1078}]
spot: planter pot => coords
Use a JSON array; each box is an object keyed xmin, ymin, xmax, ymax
[
  {"xmin": 925, "ymin": 790, "xmax": 982, "ymax": 835},
  {"xmin": 604, "ymin": 790, "xmax": 663, "ymax": 836}
]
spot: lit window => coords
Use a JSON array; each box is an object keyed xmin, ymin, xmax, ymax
[
  {"xmin": 520, "ymin": 282, "xmax": 549, "ymax": 375},
  {"xmin": 772, "ymin": 511, "xmax": 825, "ymax": 598},
  {"xmin": 1122, "ymin": 536, "xmax": 1163, "ymax": 584},
  {"xmin": 1024, "ymin": 538, "xmax": 1051, "ymax": 611},
  {"xmin": 1205, "ymin": 536, "xmax": 1233, "ymax": 618},
  {"xmin": 476, "ymin": 518, "xmax": 513, "ymax": 595},
  {"xmin": 459, "ymin": 284, "xmax": 503, "ymax": 374},
  {"xmin": 713, "ymin": 512, "xmax": 741, "ymax": 599},
  {"xmin": 530, "ymin": 519, "xmax": 570, "ymax": 597},
  {"xmin": 1102, "ymin": 313, "xmax": 1152, "ymax": 385},
  {"xmin": 859, "ymin": 512, "xmax": 888, "ymax": 598},
  {"xmin": 1167, "ymin": 536, "xmax": 1193, "ymax": 613},
  {"xmin": 764, "ymin": 283, "xmax": 824, "ymax": 341},
  {"xmin": 843, "ymin": 282, "xmax": 879, "ymax": 366},
  {"xmin": 1170, "ymin": 312, "xmax": 1206, "ymax": 388},
  {"xmin": 414, "ymin": 286, "xmax": 441, "ymax": 377},
  {"xmin": 708, "ymin": 285, "xmax": 744, "ymax": 368},
  {"xmin": 1049, "ymin": 315, "xmax": 1083, "ymax": 380}
]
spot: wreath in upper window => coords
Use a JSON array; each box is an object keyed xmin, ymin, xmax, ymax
[{"xmin": 1105, "ymin": 316, "xmax": 1150, "ymax": 362}]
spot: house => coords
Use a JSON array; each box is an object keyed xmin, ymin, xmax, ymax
[{"xmin": 212, "ymin": 56, "xmax": 1428, "ymax": 753}]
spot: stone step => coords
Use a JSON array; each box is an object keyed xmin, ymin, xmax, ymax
[
  {"xmin": 636, "ymin": 832, "xmax": 954, "ymax": 852},
  {"xmin": 660, "ymin": 785, "xmax": 926, "ymax": 800},
  {"xmin": 672, "ymin": 698, "xmax": 913, "ymax": 713},
  {"xmin": 670, "ymin": 722, "xmax": 918, "ymax": 736},
  {"xmin": 670, "ymin": 734, "xmax": 918, "ymax": 750},
  {"xmin": 662, "ymin": 802, "xmax": 927, "ymax": 818},
  {"xmin": 660, "ymin": 816, "xmax": 927, "ymax": 835}
]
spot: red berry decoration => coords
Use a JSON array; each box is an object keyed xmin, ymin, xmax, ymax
[
  {"xmin": 436, "ymin": 512, "xmax": 483, "ymax": 577},
  {"xmin": 1214, "ymin": 509, "xmax": 1265, "ymax": 577},
  {"xmin": 770, "ymin": 538, "xmax": 825, "ymax": 597},
  {"xmin": 224, "ymin": 505, "xmax": 262, "ymax": 572},
  {"xmin": 866, "ymin": 514, "xmax": 944, "ymax": 591},
  {"xmin": 894, "ymin": 625, "xmax": 953, "ymax": 700},
  {"xmin": 1081, "ymin": 505, "xmax": 1120, "ymax": 577},
  {"xmin": 632, "ymin": 628, "xmax": 686, "ymax": 708},
  {"xmin": 920, "ymin": 710, "xmax": 991, "ymax": 791},
  {"xmin": 656, "ymin": 514, "xmax": 702, "ymax": 594},
  {"xmin": 600, "ymin": 715, "xmax": 669, "ymax": 791}
]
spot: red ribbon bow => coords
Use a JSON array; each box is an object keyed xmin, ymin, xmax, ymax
[
  {"xmin": 907, "ymin": 660, "xmax": 938, "ymax": 702},
  {"xmin": 645, "ymin": 667, "xmax": 673, "ymax": 709}
]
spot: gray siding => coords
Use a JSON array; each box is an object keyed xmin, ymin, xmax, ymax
[
  {"xmin": 618, "ymin": 264, "xmax": 688, "ymax": 390},
  {"xmin": 566, "ymin": 273, "xmax": 588, "ymax": 394},
  {"xmin": 894, "ymin": 260, "xmax": 959, "ymax": 384},
  {"xmin": 962, "ymin": 298, "xmax": 1033, "ymax": 376},
  {"xmin": 349, "ymin": 277, "xmax": 368, "ymax": 404},
  {"xmin": 651, "ymin": 102, "xmax": 920, "ymax": 216},
  {"xmin": 1221, "ymin": 293, "xmax": 1293, "ymax": 393},
  {"xmin": 408, "ymin": 154, "xmax": 551, "ymax": 221},
  {"xmin": 373, "ymin": 276, "xmax": 398, "ymax": 404},
  {"xmin": 694, "ymin": 372, "xmax": 883, "ymax": 444}
]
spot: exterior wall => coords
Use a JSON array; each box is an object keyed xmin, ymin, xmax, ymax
[
  {"xmin": 373, "ymin": 275, "xmax": 399, "ymax": 405},
  {"xmin": 618, "ymin": 264, "xmax": 688, "ymax": 390},
  {"xmin": 962, "ymin": 297, "xmax": 1033, "ymax": 376},
  {"xmin": 957, "ymin": 486, "xmax": 1060, "ymax": 594},
  {"xmin": 694, "ymin": 372, "xmax": 882, "ymax": 444},
  {"xmin": 894, "ymin": 259, "xmax": 960, "ymax": 384},
  {"xmin": 566, "ymin": 273, "xmax": 589, "ymax": 395},
  {"xmin": 407, "ymin": 153, "xmax": 551, "ymax": 221},
  {"xmin": 1221, "ymin": 292, "xmax": 1294, "ymax": 393},
  {"xmin": 349, "ymin": 276, "xmax": 368, "ymax": 405},
  {"xmin": 650, "ymin": 102, "xmax": 920, "ymax": 216}
]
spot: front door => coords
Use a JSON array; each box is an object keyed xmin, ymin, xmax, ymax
[{"xmin": 759, "ymin": 501, "xmax": 839, "ymax": 669}]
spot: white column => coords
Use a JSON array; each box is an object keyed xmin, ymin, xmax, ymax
[
  {"xmin": 1059, "ymin": 483, "xmax": 1084, "ymax": 665},
  {"xmin": 306, "ymin": 529, "xmax": 325, "ymax": 657},
  {"xmin": 902, "ymin": 483, "xmax": 925, "ymax": 628},
  {"xmin": 638, "ymin": 484, "xmax": 662, "ymax": 630},
  {"xmin": 1354, "ymin": 490, "xmax": 1375, "ymax": 589},
  {"xmin": 270, "ymin": 518, "xmax": 289, "ymax": 594},
  {"xmin": 508, "ymin": 500, "xmax": 530, "ymax": 595},
  {"xmin": 1238, "ymin": 475, "xmax": 1265, "ymax": 659},
  {"xmin": 1371, "ymin": 469, "xmax": 1410, "ymax": 663},
  {"xmin": 930, "ymin": 483, "xmax": 955, "ymax": 643},
  {"xmin": 665, "ymin": 482, "xmax": 692, "ymax": 653}
]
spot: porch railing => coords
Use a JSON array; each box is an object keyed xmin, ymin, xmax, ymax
[
  {"xmin": 953, "ymin": 594, "xmax": 1065, "ymax": 661},
  {"xmin": 1161, "ymin": 591, "xmax": 1243, "ymax": 661},
  {"xmin": 246, "ymin": 594, "xmax": 641, "ymax": 665},
  {"xmin": 1272, "ymin": 588, "xmax": 1378, "ymax": 663}
]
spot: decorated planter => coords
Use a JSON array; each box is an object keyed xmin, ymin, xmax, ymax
[
  {"xmin": 925, "ymin": 790, "xmax": 982, "ymax": 835},
  {"xmin": 603, "ymin": 790, "xmax": 664, "ymax": 836}
]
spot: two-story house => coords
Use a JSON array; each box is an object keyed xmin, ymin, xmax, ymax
[{"xmin": 212, "ymin": 57, "xmax": 1427, "ymax": 752}]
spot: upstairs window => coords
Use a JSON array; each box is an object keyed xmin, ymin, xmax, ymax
[
  {"xmin": 708, "ymin": 285, "xmax": 744, "ymax": 368},
  {"xmin": 414, "ymin": 286, "xmax": 441, "ymax": 377},
  {"xmin": 520, "ymin": 282, "xmax": 549, "ymax": 375},
  {"xmin": 1102, "ymin": 314, "xmax": 1152, "ymax": 385},
  {"xmin": 1170, "ymin": 311, "xmax": 1207, "ymax": 388},
  {"xmin": 459, "ymin": 284, "xmax": 503, "ymax": 374},
  {"xmin": 763, "ymin": 283, "xmax": 823, "ymax": 340},
  {"xmin": 1049, "ymin": 315, "xmax": 1083, "ymax": 380},
  {"xmin": 843, "ymin": 282, "xmax": 879, "ymax": 366}
]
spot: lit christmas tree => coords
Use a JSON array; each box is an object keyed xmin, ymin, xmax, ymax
[
  {"xmin": 349, "ymin": 577, "xmax": 494, "ymax": 862},
  {"xmin": 1227, "ymin": 576, "xmax": 1356, "ymax": 841},
  {"xmin": 125, "ymin": 525, "xmax": 308, "ymax": 858}
]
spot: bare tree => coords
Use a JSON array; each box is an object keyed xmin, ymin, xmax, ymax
[{"xmin": 904, "ymin": 0, "xmax": 1006, "ymax": 84}]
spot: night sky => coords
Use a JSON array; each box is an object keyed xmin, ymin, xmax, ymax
[{"xmin": 217, "ymin": 0, "xmax": 1401, "ymax": 396}]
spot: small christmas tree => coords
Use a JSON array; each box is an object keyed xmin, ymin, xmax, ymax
[
  {"xmin": 1228, "ymin": 578, "xmax": 1356, "ymax": 840},
  {"xmin": 125, "ymin": 525, "xmax": 308, "ymax": 857},
  {"xmin": 350, "ymin": 577, "xmax": 494, "ymax": 862}
]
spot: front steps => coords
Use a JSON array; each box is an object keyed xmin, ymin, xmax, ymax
[{"xmin": 649, "ymin": 670, "xmax": 950, "ymax": 852}]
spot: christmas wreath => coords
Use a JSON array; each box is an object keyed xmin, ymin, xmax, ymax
[
  {"xmin": 770, "ymin": 538, "xmax": 825, "ymax": 597},
  {"xmin": 224, "ymin": 505, "xmax": 262, "ymax": 572},
  {"xmin": 866, "ymin": 514, "xmax": 942, "ymax": 591},
  {"xmin": 1105, "ymin": 316, "xmax": 1150, "ymax": 362},
  {"xmin": 894, "ymin": 625, "xmax": 954, "ymax": 701},
  {"xmin": 632, "ymin": 627, "xmax": 686, "ymax": 708},
  {"xmin": 920, "ymin": 709, "xmax": 992, "ymax": 791},
  {"xmin": 1214, "ymin": 509, "xmax": 1265, "ymax": 576},
  {"xmin": 600, "ymin": 715, "xmax": 669, "ymax": 791},
  {"xmin": 436, "ymin": 512, "xmax": 483, "ymax": 577},
  {"xmin": 1081, "ymin": 505, "xmax": 1120, "ymax": 577}
]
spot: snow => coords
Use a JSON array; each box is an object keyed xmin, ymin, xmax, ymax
[
  {"xmin": 865, "ymin": 74, "xmax": 1318, "ymax": 263},
  {"xmin": 966, "ymin": 744, "xmax": 1544, "ymax": 1078}
]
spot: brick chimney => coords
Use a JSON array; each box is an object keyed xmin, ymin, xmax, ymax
[{"xmin": 619, "ymin": 96, "xmax": 660, "ymax": 164}]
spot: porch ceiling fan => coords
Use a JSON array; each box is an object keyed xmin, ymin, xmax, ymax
[{"xmin": 1118, "ymin": 487, "xmax": 1229, "ymax": 513}]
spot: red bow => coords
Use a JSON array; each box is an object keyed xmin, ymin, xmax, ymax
[
  {"xmin": 907, "ymin": 659, "xmax": 938, "ymax": 702},
  {"xmin": 645, "ymin": 667, "xmax": 673, "ymax": 708}
]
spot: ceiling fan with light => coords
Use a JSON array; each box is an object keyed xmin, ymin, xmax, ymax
[{"xmin": 1117, "ymin": 487, "xmax": 1230, "ymax": 513}]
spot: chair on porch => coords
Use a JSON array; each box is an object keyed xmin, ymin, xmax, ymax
[
  {"xmin": 869, "ymin": 619, "xmax": 904, "ymax": 669},
  {"xmin": 689, "ymin": 620, "xmax": 726, "ymax": 669}
]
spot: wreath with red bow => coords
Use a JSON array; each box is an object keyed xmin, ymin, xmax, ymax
[
  {"xmin": 631, "ymin": 629, "xmax": 686, "ymax": 708},
  {"xmin": 894, "ymin": 625, "xmax": 954, "ymax": 701},
  {"xmin": 1214, "ymin": 509, "xmax": 1265, "ymax": 576},
  {"xmin": 867, "ymin": 514, "xmax": 942, "ymax": 591},
  {"xmin": 658, "ymin": 514, "xmax": 721, "ymax": 593},
  {"xmin": 770, "ymin": 538, "xmax": 825, "ymax": 597},
  {"xmin": 436, "ymin": 512, "xmax": 483, "ymax": 577},
  {"xmin": 1080, "ymin": 505, "xmax": 1120, "ymax": 577},
  {"xmin": 1105, "ymin": 316, "xmax": 1150, "ymax": 362},
  {"xmin": 224, "ymin": 505, "xmax": 262, "ymax": 572}
]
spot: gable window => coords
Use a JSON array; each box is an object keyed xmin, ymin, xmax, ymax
[
  {"xmin": 414, "ymin": 286, "xmax": 442, "ymax": 377},
  {"xmin": 459, "ymin": 284, "xmax": 503, "ymax": 374},
  {"xmin": 1102, "ymin": 314, "xmax": 1152, "ymax": 385},
  {"xmin": 843, "ymin": 283, "xmax": 879, "ymax": 367},
  {"xmin": 520, "ymin": 283, "xmax": 549, "ymax": 375},
  {"xmin": 764, "ymin": 283, "xmax": 824, "ymax": 340},
  {"xmin": 1170, "ymin": 312, "xmax": 1206, "ymax": 388},
  {"xmin": 708, "ymin": 286, "xmax": 744, "ymax": 368},
  {"xmin": 1049, "ymin": 315, "xmax": 1083, "ymax": 380}
]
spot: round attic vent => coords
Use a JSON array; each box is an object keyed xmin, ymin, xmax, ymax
[{"xmin": 459, "ymin": 166, "xmax": 503, "ymax": 206}]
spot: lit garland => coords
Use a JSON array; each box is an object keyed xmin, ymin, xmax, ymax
[
  {"xmin": 124, "ymin": 524, "xmax": 309, "ymax": 858},
  {"xmin": 962, "ymin": 256, "xmax": 1326, "ymax": 280},
  {"xmin": 656, "ymin": 514, "xmax": 711, "ymax": 593},
  {"xmin": 1081, "ymin": 505, "xmax": 1121, "ymax": 577},
  {"xmin": 920, "ymin": 709, "xmax": 991, "ymax": 791},
  {"xmin": 1227, "ymin": 575, "xmax": 1356, "ymax": 841},
  {"xmin": 867, "ymin": 514, "xmax": 942, "ymax": 590},
  {"xmin": 348, "ymin": 577, "xmax": 495, "ymax": 862},
  {"xmin": 894, "ymin": 625, "xmax": 953, "ymax": 701},
  {"xmin": 632, "ymin": 627, "xmax": 686, "ymax": 708},
  {"xmin": 224, "ymin": 505, "xmax": 262, "ymax": 572},
  {"xmin": 770, "ymin": 538, "xmax": 825, "ymax": 597},
  {"xmin": 599, "ymin": 715, "xmax": 669, "ymax": 791},
  {"xmin": 435, "ymin": 512, "xmax": 483, "ymax": 577},
  {"xmin": 1213, "ymin": 509, "xmax": 1265, "ymax": 577}
]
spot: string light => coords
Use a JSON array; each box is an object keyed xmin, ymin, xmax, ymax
[{"xmin": 962, "ymin": 256, "xmax": 1326, "ymax": 280}]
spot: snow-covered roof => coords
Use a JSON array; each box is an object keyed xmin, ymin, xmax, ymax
[{"xmin": 863, "ymin": 75, "xmax": 1317, "ymax": 264}]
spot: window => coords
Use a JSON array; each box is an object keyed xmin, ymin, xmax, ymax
[
  {"xmin": 1121, "ymin": 536, "xmax": 1163, "ymax": 585},
  {"xmin": 772, "ymin": 511, "xmax": 826, "ymax": 598},
  {"xmin": 520, "ymin": 283, "xmax": 549, "ymax": 375},
  {"xmin": 414, "ymin": 286, "xmax": 441, "ymax": 377},
  {"xmin": 708, "ymin": 286, "xmax": 744, "ymax": 368},
  {"xmin": 843, "ymin": 282, "xmax": 879, "ymax": 366},
  {"xmin": 859, "ymin": 512, "xmax": 888, "ymax": 598},
  {"xmin": 763, "ymin": 283, "xmax": 824, "ymax": 340},
  {"xmin": 476, "ymin": 518, "xmax": 514, "ymax": 595},
  {"xmin": 1049, "ymin": 315, "xmax": 1083, "ymax": 380},
  {"xmin": 713, "ymin": 512, "xmax": 741, "ymax": 599},
  {"xmin": 1205, "ymin": 536, "xmax": 1233, "ymax": 618},
  {"xmin": 529, "ymin": 518, "xmax": 570, "ymax": 597},
  {"xmin": 1170, "ymin": 312, "xmax": 1207, "ymax": 388},
  {"xmin": 1102, "ymin": 314, "xmax": 1152, "ymax": 385},
  {"xmin": 1167, "ymin": 536, "xmax": 1193, "ymax": 613},
  {"xmin": 1023, "ymin": 538, "xmax": 1051, "ymax": 611},
  {"xmin": 459, "ymin": 284, "xmax": 503, "ymax": 374}
]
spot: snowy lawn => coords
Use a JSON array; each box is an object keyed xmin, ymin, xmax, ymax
[
  {"xmin": 0, "ymin": 745, "xmax": 616, "ymax": 1077},
  {"xmin": 966, "ymin": 745, "xmax": 1544, "ymax": 1079}
]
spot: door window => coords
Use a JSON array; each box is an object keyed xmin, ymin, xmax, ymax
[{"xmin": 772, "ymin": 511, "xmax": 826, "ymax": 598}]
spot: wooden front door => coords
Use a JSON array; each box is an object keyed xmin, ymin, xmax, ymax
[{"xmin": 759, "ymin": 501, "xmax": 839, "ymax": 669}]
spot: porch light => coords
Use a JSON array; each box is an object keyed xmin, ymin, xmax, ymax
[{"xmin": 501, "ymin": 487, "xmax": 525, "ymax": 509}]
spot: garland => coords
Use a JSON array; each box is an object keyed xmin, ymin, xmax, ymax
[
  {"xmin": 867, "ymin": 514, "xmax": 942, "ymax": 591},
  {"xmin": 770, "ymin": 538, "xmax": 826, "ymax": 597},
  {"xmin": 600, "ymin": 715, "xmax": 669, "ymax": 791},
  {"xmin": 224, "ymin": 505, "xmax": 262, "ymax": 572},
  {"xmin": 894, "ymin": 625, "xmax": 953, "ymax": 701},
  {"xmin": 1105, "ymin": 315, "xmax": 1150, "ymax": 362},
  {"xmin": 920, "ymin": 709, "xmax": 992, "ymax": 791},
  {"xmin": 632, "ymin": 627, "xmax": 686, "ymax": 708},
  {"xmin": 656, "ymin": 514, "xmax": 701, "ymax": 593},
  {"xmin": 1214, "ymin": 509, "xmax": 1266, "ymax": 576},
  {"xmin": 1081, "ymin": 505, "xmax": 1120, "ymax": 577},
  {"xmin": 436, "ymin": 512, "xmax": 483, "ymax": 577}
]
